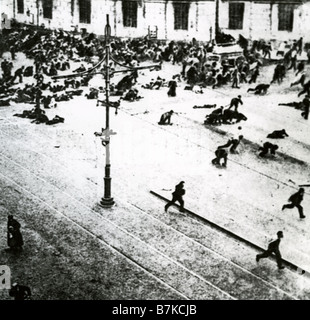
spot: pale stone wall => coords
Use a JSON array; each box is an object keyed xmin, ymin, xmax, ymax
[
  {"xmin": 251, "ymin": 3, "xmax": 272, "ymax": 40},
  {"xmin": 219, "ymin": 1, "xmax": 273, "ymax": 40},
  {"xmin": 49, "ymin": 0, "xmax": 72, "ymax": 30},
  {"xmin": 196, "ymin": 1, "xmax": 216, "ymax": 42},
  {"xmin": 219, "ymin": 1, "xmax": 310, "ymax": 45},
  {"xmin": 144, "ymin": 1, "xmax": 167, "ymax": 39},
  {"xmin": 1, "ymin": 0, "xmax": 215, "ymax": 41},
  {"xmin": 99, "ymin": 0, "xmax": 214, "ymax": 41},
  {"xmin": 1, "ymin": 0, "xmax": 14, "ymax": 19},
  {"xmin": 165, "ymin": 0, "xmax": 215, "ymax": 41},
  {"xmin": 14, "ymin": 0, "xmax": 38, "ymax": 25},
  {"xmin": 3, "ymin": 0, "xmax": 310, "ymax": 44},
  {"xmin": 113, "ymin": 0, "xmax": 144, "ymax": 38}
]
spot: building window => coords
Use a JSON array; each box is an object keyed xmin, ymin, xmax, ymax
[
  {"xmin": 17, "ymin": 0, "xmax": 24, "ymax": 14},
  {"xmin": 173, "ymin": 2, "xmax": 189, "ymax": 30},
  {"xmin": 43, "ymin": 0, "xmax": 53, "ymax": 19},
  {"xmin": 79, "ymin": 0, "xmax": 91, "ymax": 24},
  {"xmin": 122, "ymin": 1, "xmax": 137, "ymax": 28},
  {"xmin": 71, "ymin": 0, "xmax": 75, "ymax": 16},
  {"xmin": 228, "ymin": 2, "xmax": 244, "ymax": 30},
  {"xmin": 278, "ymin": 4, "xmax": 294, "ymax": 31}
]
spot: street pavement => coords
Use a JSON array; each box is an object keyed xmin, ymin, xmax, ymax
[{"xmin": 0, "ymin": 53, "xmax": 310, "ymax": 299}]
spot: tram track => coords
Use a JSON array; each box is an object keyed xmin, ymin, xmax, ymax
[
  {"xmin": 0, "ymin": 151, "xmax": 235, "ymax": 300},
  {"xmin": 0, "ymin": 100, "xmax": 309, "ymax": 299},
  {"xmin": 0, "ymin": 130, "xmax": 302, "ymax": 299}
]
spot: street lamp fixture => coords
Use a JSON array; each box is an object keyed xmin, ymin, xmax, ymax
[
  {"xmin": 52, "ymin": 15, "xmax": 161, "ymax": 208},
  {"xmin": 99, "ymin": 14, "xmax": 115, "ymax": 208}
]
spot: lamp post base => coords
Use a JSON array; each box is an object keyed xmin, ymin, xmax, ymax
[{"xmin": 100, "ymin": 197, "xmax": 115, "ymax": 208}]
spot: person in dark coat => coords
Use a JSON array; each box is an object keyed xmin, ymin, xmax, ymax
[
  {"xmin": 212, "ymin": 147, "xmax": 228, "ymax": 167},
  {"xmin": 249, "ymin": 66, "xmax": 260, "ymax": 84},
  {"xmin": 6, "ymin": 215, "xmax": 23, "ymax": 251},
  {"xmin": 193, "ymin": 104, "xmax": 216, "ymax": 109},
  {"xmin": 9, "ymin": 45, "xmax": 16, "ymax": 60},
  {"xmin": 49, "ymin": 64, "xmax": 58, "ymax": 76},
  {"xmin": 73, "ymin": 64, "xmax": 86, "ymax": 73},
  {"xmin": 256, "ymin": 231, "xmax": 285, "ymax": 269},
  {"xmin": 122, "ymin": 88, "xmax": 141, "ymax": 102},
  {"xmin": 258, "ymin": 142, "xmax": 278, "ymax": 157},
  {"xmin": 9, "ymin": 283, "xmax": 31, "ymax": 300},
  {"xmin": 85, "ymin": 88, "xmax": 99, "ymax": 100},
  {"xmin": 298, "ymin": 80, "xmax": 310, "ymax": 98},
  {"xmin": 158, "ymin": 110, "xmax": 174, "ymax": 125},
  {"xmin": 149, "ymin": 77, "xmax": 164, "ymax": 90},
  {"xmin": 301, "ymin": 95, "xmax": 309, "ymax": 120},
  {"xmin": 262, "ymin": 42, "xmax": 272, "ymax": 59},
  {"xmin": 282, "ymin": 188, "xmax": 306, "ymax": 219},
  {"xmin": 46, "ymin": 115, "xmax": 65, "ymax": 125},
  {"xmin": 296, "ymin": 61, "xmax": 305, "ymax": 76},
  {"xmin": 167, "ymin": 79, "xmax": 177, "ymax": 97},
  {"xmin": 267, "ymin": 129, "xmax": 289, "ymax": 139},
  {"xmin": 210, "ymin": 106, "xmax": 224, "ymax": 116},
  {"xmin": 116, "ymin": 72, "xmax": 136, "ymax": 91},
  {"xmin": 296, "ymin": 37, "xmax": 303, "ymax": 55},
  {"xmin": 231, "ymin": 67, "xmax": 241, "ymax": 89},
  {"xmin": 217, "ymin": 135, "xmax": 243, "ymax": 153},
  {"xmin": 186, "ymin": 64, "xmax": 198, "ymax": 85},
  {"xmin": 247, "ymin": 84, "xmax": 270, "ymax": 95},
  {"xmin": 271, "ymin": 63, "xmax": 286, "ymax": 84},
  {"xmin": 165, "ymin": 181, "xmax": 185, "ymax": 213},
  {"xmin": 12, "ymin": 66, "xmax": 25, "ymax": 84},
  {"xmin": 0, "ymin": 99, "xmax": 10, "ymax": 106},
  {"xmin": 278, "ymin": 101, "xmax": 304, "ymax": 110},
  {"xmin": 23, "ymin": 66, "xmax": 34, "ymax": 77},
  {"xmin": 290, "ymin": 70, "xmax": 306, "ymax": 88},
  {"xmin": 288, "ymin": 48, "xmax": 298, "ymax": 71},
  {"xmin": 228, "ymin": 95, "xmax": 243, "ymax": 112}
]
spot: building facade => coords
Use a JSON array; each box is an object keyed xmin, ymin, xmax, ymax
[
  {"xmin": 0, "ymin": 0, "xmax": 215, "ymax": 41},
  {"xmin": 219, "ymin": 0, "xmax": 310, "ymax": 42},
  {"xmin": 1, "ymin": 0, "xmax": 310, "ymax": 43}
]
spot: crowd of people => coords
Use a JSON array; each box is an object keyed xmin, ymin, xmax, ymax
[{"xmin": 0, "ymin": 25, "xmax": 309, "ymax": 123}]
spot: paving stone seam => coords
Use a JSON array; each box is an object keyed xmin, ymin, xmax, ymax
[
  {"xmin": 0, "ymin": 151, "xmax": 296, "ymax": 299},
  {"xmin": 0, "ymin": 157, "xmax": 236, "ymax": 300},
  {"xmin": 0, "ymin": 118, "xmax": 308, "ymax": 267},
  {"xmin": 0, "ymin": 125, "xmax": 305, "ymax": 297},
  {"xmin": 128, "ymin": 201, "xmax": 298, "ymax": 300},
  {"xmin": 120, "ymin": 108, "xmax": 309, "ymax": 195},
  {"xmin": 0, "ymin": 170, "xmax": 193, "ymax": 300}
]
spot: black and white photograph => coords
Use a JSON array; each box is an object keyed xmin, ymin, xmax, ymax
[{"xmin": 0, "ymin": 0, "xmax": 310, "ymax": 304}]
